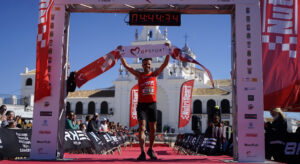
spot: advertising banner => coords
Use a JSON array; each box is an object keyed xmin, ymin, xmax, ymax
[
  {"xmin": 129, "ymin": 84, "xmax": 139, "ymax": 128},
  {"xmin": 119, "ymin": 44, "xmax": 171, "ymax": 58},
  {"xmin": 34, "ymin": 0, "xmax": 54, "ymax": 101},
  {"xmin": 261, "ymin": 0, "xmax": 300, "ymax": 111},
  {"xmin": 75, "ymin": 51, "xmax": 120, "ymax": 88},
  {"xmin": 178, "ymin": 80, "xmax": 194, "ymax": 128}
]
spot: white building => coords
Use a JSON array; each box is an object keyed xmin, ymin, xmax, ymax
[{"xmin": 20, "ymin": 26, "xmax": 232, "ymax": 133}]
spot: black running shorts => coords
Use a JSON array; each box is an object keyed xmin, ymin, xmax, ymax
[{"xmin": 137, "ymin": 102, "xmax": 157, "ymax": 122}]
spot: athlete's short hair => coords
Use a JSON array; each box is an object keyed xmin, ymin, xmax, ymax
[{"xmin": 142, "ymin": 58, "xmax": 152, "ymax": 62}]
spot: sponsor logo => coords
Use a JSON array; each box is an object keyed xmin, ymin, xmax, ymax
[
  {"xmin": 247, "ymin": 59, "xmax": 252, "ymax": 66},
  {"xmin": 39, "ymin": 130, "xmax": 51, "ymax": 134},
  {"xmin": 248, "ymin": 122, "xmax": 255, "ymax": 129},
  {"xmin": 244, "ymin": 143, "xmax": 259, "ymax": 147},
  {"xmin": 37, "ymin": 140, "xmax": 51, "ymax": 144},
  {"xmin": 242, "ymin": 78, "xmax": 258, "ymax": 82},
  {"xmin": 248, "ymin": 95, "xmax": 254, "ymax": 101},
  {"xmin": 101, "ymin": 0, "xmax": 112, "ymax": 2},
  {"xmin": 246, "ymin": 133, "xmax": 258, "ymax": 137},
  {"xmin": 44, "ymin": 101, "xmax": 50, "ymax": 107},
  {"xmin": 130, "ymin": 47, "xmax": 140, "ymax": 56},
  {"xmin": 40, "ymin": 111, "xmax": 52, "ymax": 116},
  {"xmin": 247, "ymin": 68, "xmax": 252, "ymax": 74},
  {"xmin": 245, "ymin": 114, "xmax": 257, "ymax": 119},
  {"xmin": 42, "ymin": 120, "xmax": 48, "ymax": 126},
  {"xmin": 244, "ymin": 87, "xmax": 256, "ymax": 91},
  {"xmin": 248, "ymin": 104, "xmax": 254, "ymax": 110},
  {"xmin": 285, "ymin": 142, "xmax": 300, "ymax": 156}
]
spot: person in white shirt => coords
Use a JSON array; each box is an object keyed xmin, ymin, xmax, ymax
[{"xmin": 100, "ymin": 118, "xmax": 108, "ymax": 132}]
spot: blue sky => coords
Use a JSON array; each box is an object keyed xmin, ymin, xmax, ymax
[{"xmin": 0, "ymin": 1, "xmax": 231, "ymax": 95}]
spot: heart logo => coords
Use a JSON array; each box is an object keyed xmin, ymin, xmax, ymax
[{"xmin": 130, "ymin": 47, "xmax": 140, "ymax": 56}]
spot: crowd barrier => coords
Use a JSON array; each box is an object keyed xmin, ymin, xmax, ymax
[
  {"xmin": 265, "ymin": 132, "xmax": 300, "ymax": 163},
  {"xmin": 174, "ymin": 133, "xmax": 232, "ymax": 156},
  {"xmin": 0, "ymin": 128, "xmax": 129, "ymax": 159}
]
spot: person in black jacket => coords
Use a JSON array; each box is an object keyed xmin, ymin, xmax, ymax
[
  {"xmin": 265, "ymin": 108, "xmax": 287, "ymax": 162},
  {"xmin": 87, "ymin": 113, "xmax": 100, "ymax": 133},
  {"xmin": 265, "ymin": 108, "xmax": 287, "ymax": 137}
]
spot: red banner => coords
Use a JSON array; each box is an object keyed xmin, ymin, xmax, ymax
[
  {"xmin": 171, "ymin": 47, "xmax": 214, "ymax": 87},
  {"xmin": 261, "ymin": 0, "xmax": 300, "ymax": 111},
  {"xmin": 129, "ymin": 84, "xmax": 139, "ymax": 128},
  {"xmin": 178, "ymin": 80, "xmax": 194, "ymax": 128},
  {"xmin": 34, "ymin": 0, "xmax": 54, "ymax": 102},
  {"xmin": 75, "ymin": 51, "xmax": 120, "ymax": 88}
]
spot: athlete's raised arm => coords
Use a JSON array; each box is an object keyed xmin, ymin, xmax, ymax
[
  {"xmin": 120, "ymin": 57, "xmax": 140, "ymax": 78},
  {"xmin": 154, "ymin": 55, "xmax": 170, "ymax": 76}
]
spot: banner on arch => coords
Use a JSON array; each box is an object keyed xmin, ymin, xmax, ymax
[
  {"xmin": 129, "ymin": 84, "xmax": 139, "ymax": 128},
  {"xmin": 261, "ymin": 0, "xmax": 300, "ymax": 111},
  {"xmin": 34, "ymin": 0, "xmax": 54, "ymax": 101},
  {"xmin": 178, "ymin": 80, "xmax": 194, "ymax": 128}
]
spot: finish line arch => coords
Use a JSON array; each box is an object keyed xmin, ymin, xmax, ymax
[{"xmin": 30, "ymin": 0, "xmax": 264, "ymax": 162}]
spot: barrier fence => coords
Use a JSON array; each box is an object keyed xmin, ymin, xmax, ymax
[
  {"xmin": 174, "ymin": 133, "xmax": 233, "ymax": 156},
  {"xmin": 1, "ymin": 128, "xmax": 299, "ymax": 163},
  {"xmin": 0, "ymin": 128, "xmax": 129, "ymax": 159}
]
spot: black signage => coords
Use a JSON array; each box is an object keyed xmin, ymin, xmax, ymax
[
  {"xmin": 40, "ymin": 111, "xmax": 52, "ymax": 116},
  {"xmin": 129, "ymin": 12, "xmax": 181, "ymax": 26},
  {"xmin": 244, "ymin": 114, "xmax": 257, "ymax": 119}
]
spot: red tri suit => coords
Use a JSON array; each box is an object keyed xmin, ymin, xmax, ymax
[{"xmin": 138, "ymin": 72, "xmax": 157, "ymax": 103}]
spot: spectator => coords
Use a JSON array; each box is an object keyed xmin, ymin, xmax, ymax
[
  {"xmin": 265, "ymin": 108, "xmax": 287, "ymax": 136},
  {"xmin": 87, "ymin": 113, "xmax": 100, "ymax": 133},
  {"xmin": 15, "ymin": 115, "xmax": 22, "ymax": 128},
  {"xmin": 100, "ymin": 118, "xmax": 108, "ymax": 132},
  {"xmin": 204, "ymin": 114, "xmax": 224, "ymax": 154},
  {"xmin": 1, "ymin": 110, "xmax": 15, "ymax": 128},
  {"xmin": 27, "ymin": 121, "xmax": 32, "ymax": 128},
  {"xmin": 65, "ymin": 111, "xmax": 79, "ymax": 130},
  {"xmin": 79, "ymin": 123, "xmax": 87, "ymax": 134},
  {"xmin": 85, "ymin": 115, "xmax": 91, "ymax": 126},
  {"xmin": 0, "ymin": 105, "xmax": 7, "ymax": 125},
  {"xmin": 205, "ymin": 115, "xmax": 223, "ymax": 138},
  {"xmin": 296, "ymin": 126, "xmax": 300, "ymax": 134},
  {"xmin": 7, "ymin": 121, "xmax": 17, "ymax": 129},
  {"xmin": 265, "ymin": 108, "xmax": 287, "ymax": 162}
]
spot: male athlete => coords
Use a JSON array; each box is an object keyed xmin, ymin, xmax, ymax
[{"xmin": 121, "ymin": 55, "xmax": 170, "ymax": 160}]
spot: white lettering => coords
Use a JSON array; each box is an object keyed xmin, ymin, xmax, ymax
[
  {"xmin": 269, "ymin": 0, "xmax": 293, "ymax": 6},
  {"xmin": 64, "ymin": 131, "xmax": 72, "ymax": 141},
  {"xmin": 90, "ymin": 132, "xmax": 100, "ymax": 142},
  {"xmin": 101, "ymin": 53, "xmax": 115, "ymax": 72},
  {"xmin": 267, "ymin": 19, "xmax": 293, "ymax": 34},
  {"xmin": 273, "ymin": 7, "xmax": 293, "ymax": 20}
]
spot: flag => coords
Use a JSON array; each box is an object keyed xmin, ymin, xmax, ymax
[
  {"xmin": 75, "ymin": 51, "xmax": 120, "ymax": 88},
  {"xmin": 261, "ymin": 0, "xmax": 300, "ymax": 111},
  {"xmin": 178, "ymin": 80, "xmax": 194, "ymax": 128},
  {"xmin": 171, "ymin": 47, "xmax": 215, "ymax": 87},
  {"xmin": 129, "ymin": 84, "xmax": 139, "ymax": 128},
  {"xmin": 34, "ymin": 0, "xmax": 54, "ymax": 102}
]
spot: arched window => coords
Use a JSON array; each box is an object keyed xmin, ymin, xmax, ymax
[
  {"xmin": 100, "ymin": 101, "xmax": 108, "ymax": 114},
  {"xmin": 88, "ymin": 101, "xmax": 95, "ymax": 114},
  {"xmin": 26, "ymin": 78, "xmax": 32, "ymax": 86},
  {"xmin": 66, "ymin": 102, "xmax": 71, "ymax": 113},
  {"xmin": 75, "ymin": 102, "xmax": 83, "ymax": 114},
  {"xmin": 207, "ymin": 99, "xmax": 216, "ymax": 123},
  {"xmin": 221, "ymin": 99, "xmax": 230, "ymax": 114},
  {"xmin": 193, "ymin": 100, "xmax": 202, "ymax": 114}
]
